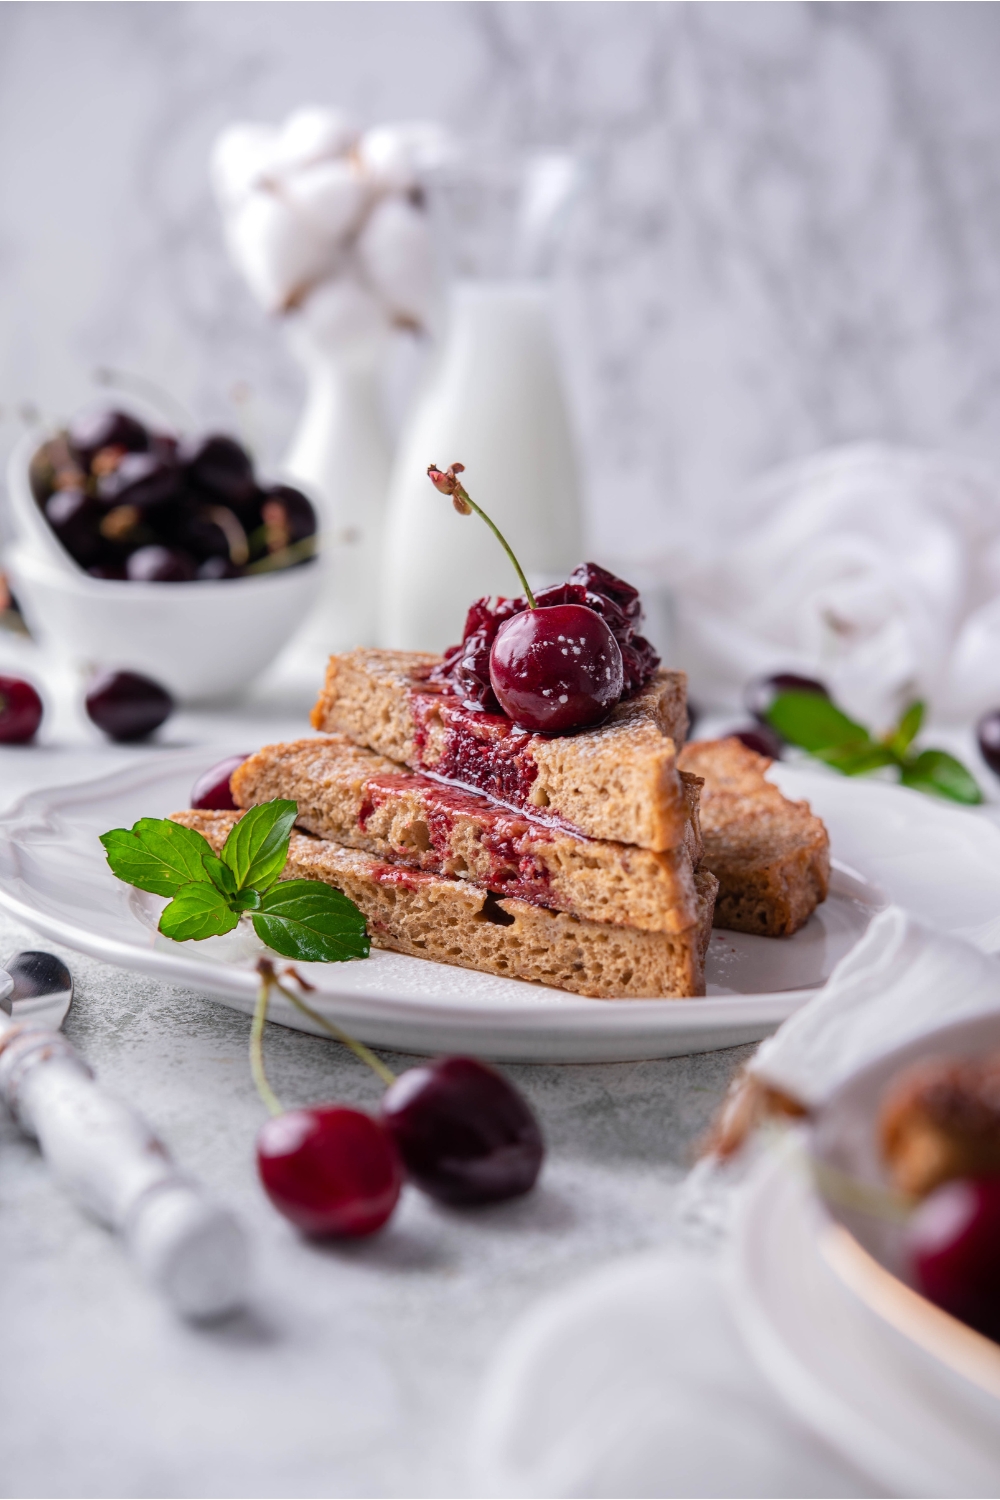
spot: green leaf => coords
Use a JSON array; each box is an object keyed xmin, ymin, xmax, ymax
[
  {"xmin": 899, "ymin": 749, "xmax": 984, "ymax": 806},
  {"xmin": 202, "ymin": 852, "xmax": 238, "ymax": 898},
  {"xmin": 100, "ymin": 818, "xmax": 217, "ymax": 898},
  {"xmin": 816, "ymin": 743, "xmax": 898, "ymax": 776},
  {"xmin": 766, "ymin": 692, "xmax": 872, "ymax": 754},
  {"xmin": 252, "ymin": 879, "xmax": 370, "ymax": 963},
  {"xmin": 885, "ymin": 699, "xmax": 924, "ymax": 757},
  {"xmin": 220, "ymin": 800, "xmax": 297, "ymax": 893},
  {"xmin": 158, "ymin": 881, "xmax": 241, "ymax": 941}
]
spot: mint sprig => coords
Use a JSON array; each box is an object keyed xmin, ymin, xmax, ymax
[
  {"xmin": 100, "ymin": 800, "xmax": 370, "ymax": 963},
  {"xmin": 765, "ymin": 692, "xmax": 983, "ymax": 805}
]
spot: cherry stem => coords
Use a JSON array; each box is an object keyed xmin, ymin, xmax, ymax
[
  {"xmin": 250, "ymin": 969, "xmax": 284, "ymax": 1117},
  {"xmin": 428, "ymin": 464, "xmax": 537, "ymax": 609},
  {"xmin": 265, "ymin": 963, "xmax": 397, "ymax": 1089}
]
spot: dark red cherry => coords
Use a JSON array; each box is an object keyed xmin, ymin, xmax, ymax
[
  {"xmin": 260, "ymin": 484, "xmax": 317, "ymax": 550},
  {"xmin": 191, "ymin": 754, "xmax": 249, "ymax": 810},
  {"xmin": 380, "ymin": 1056, "xmax": 544, "ymax": 1206},
  {"xmin": 85, "ymin": 670, "xmax": 174, "ymax": 741},
  {"xmin": 257, "ymin": 1106, "xmax": 402, "ymax": 1237},
  {"xmin": 44, "ymin": 488, "xmax": 105, "ymax": 566},
  {"xmin": 126, "ymin": 545, "xmax": 197, "ymax": 583},
  {"xmin": 907, "ymin": 1176, "xmax": 1000, "ymax": 1341},
  {"xmin": 197, "ymin": 556, "xmax": 243, "ymax": 580},
  {"xmin": 744, "ymin": 672, "xmax": 829, "ymax": 726},
  {"xmin": 731, "ymin": 724, "xmax": 783, "ymax": 760},
  {"xmin": 182, "ymin": 434, "xmax": 256, "ymax": 508},
  {"xmin": 489, "ymin": 604, "xmax": 624, "ymax": 733},
  {"xmin": 976, "ymin": 710, "xmax": 1000, "ymax": 777},
  {"xmin": 0, "ymin": 676, "xmax": 43, "ymax": 744},
  {"xmin": 97, "ymin": 451, "xmax": 180, "ymax": 510},
  {"xmin": 67, "ymin": 408, "xmax": 148, "ymax": 470}
]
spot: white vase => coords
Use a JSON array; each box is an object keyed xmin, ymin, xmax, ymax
[
  {"xmin": 379, "ymin": 281, "xmax": 583, "ymax": 653},
  {"xmin": 283, "ymin": 320, "xmax": 392, "ymax": 653}
]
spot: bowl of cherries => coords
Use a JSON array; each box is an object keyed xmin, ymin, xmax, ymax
[{"xmin": 4, "ymin": 405, "xmax": 322, "ymax": 700}]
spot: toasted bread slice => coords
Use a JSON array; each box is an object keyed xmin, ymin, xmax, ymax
[
  {"xmin": 676, "ymin": 737, "xmax": 830, "ymax": 938},
  {"xmin": 310, "ymin": 649, "xmax": 690, "ymax": 851},
  {"xmin": 171, "ymin": 810, "xmax": 718, "ymax": 1000},
  {"xmin": 231, "ymin": 736, "xmax": 703, "ymax": 934}
]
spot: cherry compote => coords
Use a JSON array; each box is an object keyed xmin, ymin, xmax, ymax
[
  {"xmin": 191, "ymin": 754, "xmax": 248, "ymax": 810},
  {"xmin": 381, "ymin": 1056, "xmax": 544, "ymax": 1206},
  {"xmin": 489, "ymin": 604, "xmax": 624, "ymax": 734},
  {"xmin": 744, "ymin": 672, "xmax": 829, "ymax": 726},
  {"xmin": 85, "ymin": 669, "xmax": 174, "ymax": 741},
  {"xmin": 907, "ymin": 1175, "xmax": 1000, "ymax": 1341},
  {"xmin": 257, "ymin": 1106, "xmax": 402, "ymax": 1237},
  {"xmin": 0, "ymin": 676, "xmax": 43, "ymax": 744}
]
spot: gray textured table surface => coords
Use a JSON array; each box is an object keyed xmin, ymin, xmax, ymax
[{"xmin": 0, "ymin": 693, "xmax": 872, "ymax": 1499}]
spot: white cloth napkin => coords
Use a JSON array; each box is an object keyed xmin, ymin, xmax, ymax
[
  {"xmin": 672, "ymin": 443, "xmax": 1000, "ymax": 728},
  {"xmin": 750, "ymin": 904, "xmax": 1000, "ymax": 1108},
  {"xmin": 473, "ymin": 907, "xmax": 1000, "ymax": 1497}
]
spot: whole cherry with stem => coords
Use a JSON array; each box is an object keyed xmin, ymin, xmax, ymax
[
  {"xmin": 428, "ymin": 463, "xmax": 624, "ymax": 734},
  {"xmin": 251, "ymin": 960, "xmax": 402, "ymax": 1238},
  {"xmin": 260, "ymin": 959, "xmax": 544, "ymax": 1208}
]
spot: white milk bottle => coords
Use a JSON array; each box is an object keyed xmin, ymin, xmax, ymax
[{"xmin": 379, "ymin": 157, "xmax": 583, "ymax": 652}]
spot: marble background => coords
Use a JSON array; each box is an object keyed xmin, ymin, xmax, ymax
[{"xmin": 2, "ymin": 1, "xmax": 1000, "ymax": 562}]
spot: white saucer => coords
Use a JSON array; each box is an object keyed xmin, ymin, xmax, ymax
[{"xmin": 0, "ymin": 750, "xmax": 998, "ymax": 1061}]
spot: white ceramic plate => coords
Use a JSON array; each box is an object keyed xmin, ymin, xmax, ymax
[
  {"xmin": 729, "ymin": 1147, "xmax": 1000, "ymax": 1497},
  {"xmin": 0, "ymin": 750, "xmax": 999, "ymax": 1062}
]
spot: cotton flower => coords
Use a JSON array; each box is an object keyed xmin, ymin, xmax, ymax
[{"xmin": 211, "ymin": 105, "xmax": 447, "ymax": 332}]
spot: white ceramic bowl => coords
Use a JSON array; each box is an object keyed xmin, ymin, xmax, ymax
[{"xmin": 4, "ymin": 423, "xmax": 321, "ymax": 702}]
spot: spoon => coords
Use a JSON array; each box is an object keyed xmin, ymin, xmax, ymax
[
  {"xmin": 1, "ymin": 949, "xmax": 73, "ymax": 1026},
  {"xmin": 0, "ymin": 949, "xmax": 249, "ymax": 1320}
]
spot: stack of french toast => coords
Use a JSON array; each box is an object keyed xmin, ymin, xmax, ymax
[{"xmin": 176, "ymin": 640, "xmax": 831, "ymax": 1000}]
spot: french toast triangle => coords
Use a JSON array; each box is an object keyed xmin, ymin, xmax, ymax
[
  {"xmin": 310, "ymin": 648, "xmax": 691, "ymax": 852},
  {"xmin": 231, "ymin": 736, "xmax": 704, "ymax": 935},
  {"xmin": 171, "ymin": 809, "xmax": 719, "ymax": 1002}
]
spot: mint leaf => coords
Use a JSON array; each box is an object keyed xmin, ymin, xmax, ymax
[
  {"xmin": 817, "ymin": 743, "xmax": 898, "ymax": 776},
  {"xmin": 900, "ymin": 749, "xmax": 983, "ymax": 806},
  {"xmin": 220, "ymin": 800, "xmax": 297, "ymax": 893},
  {"xmin": 885, "ymin": 699, "xmax": 924, "ymax": 758},
  {"xmin": 766, "ymin": 692, "xmax": 872, "ymax": 754},
  {"xmin": 202, "ymin": 852, "xmax": 238, "ymax": 898},
  {"xmin": 101, "ymin": 818, "xmax": 217, "ymax": 898},
  {"xmin": 159, "ymin": 881, "xmax": 241, "ymax": 941},
  {"xmin": 252, "ymin": 879, "xmax": 370, "ymax": 963}
]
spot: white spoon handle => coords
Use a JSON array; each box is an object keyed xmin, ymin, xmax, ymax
[{"xmin": 0, "ymin": 1020, "xmax": 249, "ymax": 1319}]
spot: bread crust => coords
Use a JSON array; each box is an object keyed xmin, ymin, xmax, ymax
[
  {"xmin": 171, "ymin": 810, "xmax": 718, "ymax": 1000},
  {"xmin": 310, "ymin": 649, "xmax": 691, "ymax": 851},
  {"xmin": 677, "ymin": 737, "xmax": 830, "ymax": 938},
  {"xmin": 231, "ymin": 736, "xmax": 703, "ymax": 934}
]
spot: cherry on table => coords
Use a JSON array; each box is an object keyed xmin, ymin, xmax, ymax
[
  {"xmin": 0, "ymin": 676, "xmax": 43, "ymax": 744},
  {"xmin": 191, "ymin": 754, "xmax": 248, "ymax": 810},
  {"xmin": 381, "ymin": 1056, "xmax": 544, "ymax": 1206},
  {"xmin": 906, "ymin": 1175, "xmax": 1000, "ymax": 1341},
  {"xmin": 744, "ymin": 672, "xmax": 829, "ymax": 726},
  {"xmin": 257, "ymin": 1106, "xmax": 402, "ymax": 1237},
  {"xmin": 976, "ymin": 710, "xmax": 1000, "ymax": 777},
  {"xmin": 85, "ymin": 670, "xmax": 174, "ymax": 741},
  {"xmin": 730, "ymin": 724, "xmax": 783, "ymax": 760},
  {"xmin": 489, "ymin": 603, "xmax": 624, "ymax": 734}
]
